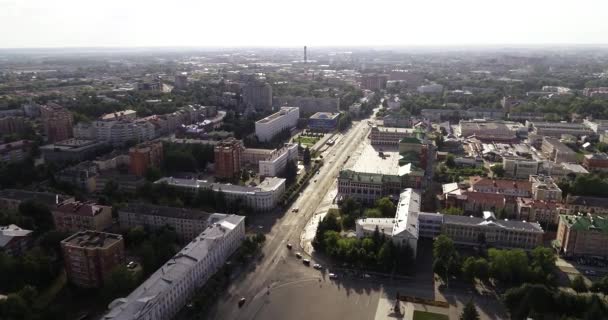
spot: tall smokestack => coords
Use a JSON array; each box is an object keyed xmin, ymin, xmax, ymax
[{"xmin": 304, "ymin": 46, "xmax": 307, "ymax": 64}]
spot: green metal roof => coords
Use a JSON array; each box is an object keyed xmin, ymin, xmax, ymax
[{"xmin": 560, "ymin": 214, "xmax": 608, "ymax": 233}]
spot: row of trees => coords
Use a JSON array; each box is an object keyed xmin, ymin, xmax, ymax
[
  {"xmin": 504, "ymin": 283, "xmax": 607, "ymax": 320},
  {"xmin": 313, "ymin": 211, "xmax": 413, "ymax": 274},
  {"xmin": 433, "ymin": 235, "xmax": 557, "ymax": 287},
  {"xmin": 163, "ymin": 142, "xmax": 215, "ymax": 174},
  {"xmin": 571, "ymin": 274, "xmax": 608, "ymax": 294}
]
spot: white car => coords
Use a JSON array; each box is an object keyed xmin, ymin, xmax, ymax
[
  {"xmin": 329, "ymin": 273, "xmax": 338, "ymax": 279},
  {"xmin": 313, "ymin": 263, "xmax": 322, "ymax": 269}
]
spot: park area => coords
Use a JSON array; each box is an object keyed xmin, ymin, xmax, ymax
[{"xmin": 293, "ymin": 132, "xmax": 323, "ymax": 147}]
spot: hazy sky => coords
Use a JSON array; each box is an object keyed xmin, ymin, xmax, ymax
[{"xmin": 1, "ymin": 0, "xmax": 608, "ymax": 48}]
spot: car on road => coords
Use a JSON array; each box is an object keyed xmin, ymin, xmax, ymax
[
  {"xmin": 238, "ymin": 298, "xmax": 246, "ymax": 307},
  {"xmin": 584, "ymin": 270, "xmax": 597, "ymax": 276},
  {"xmin": 313, "ymin": 263, "xmax": 322, "ymax": 270},
  {"xmin": 303, "ymin": 259, "xmax": 310, "ymax": 266},
  {"xmin": 329, "ymin": 273, "xmax": 338, "ymax": 279},
  {"xmin": 286, "ymin": 243, "xmax": 293, "ymax": 250},
  {"xmin": 292, "ymin": 208, "xmax": 299, "ymax": 212},
  {"xmin": 127, "ymin": 261, "xmax": 138, "ymax": 269},
  {"xmin": 363, "ymin": 273, "xmax": 371, "ymax": 279},
  {"xmin": 313, "ymin": 179, "xmax": 317, "ymax": 183},
  {"xmin": 295, "ymin": 252, "xmax": 302, "ymax": 259}
]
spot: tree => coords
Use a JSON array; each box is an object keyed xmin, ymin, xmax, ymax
[
  {"xmin": 103, "ymin": 266, "xmax": 139, "ymax": 300},
  {"xmin": 375, "ymin": 197, "xmax": 396, "ymax": 217},
  {"xmin": 303, "ymin": 147, "xmax": 312, "ymax": 166},
  {"xmin": 491, "ymin": 164, "xmax": 505, "ymax": 178},
  {"xmin": 590, "ymin": 275, "xmax": 608, "ymax": 294},
  {"xmin": 433, "ymin": 235, "xmax": 460, "ymax": 284},
  {"xmin": 145, "ymin": 167, "xmax": 162, "ymax": 182},
  {"xmin": 460, "ymin": 300, "xmax": 480, "ymax": 320},
  {"xmin": 445, "ymin": 154, "xmax": 456, "ymax": 168},
  {"xmin": 441, "ymin": 207, "xmax": 463, "ymax": 215},
  {"xmin": 283, "ymin": 160, "xmax": 298, "ymax": 184},
  {"xmin": 488, "ymin": 248, "xmax": 529, "ymax": 285},
  {"xmin": 571, "ymin": 275, "xmax": 588, "ymax": 293},
  {"xmin": 19, "ymin": 200, "xmax": 53, "ymax": 234}
]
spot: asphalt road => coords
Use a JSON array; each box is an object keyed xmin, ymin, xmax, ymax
[{"xmin": 207, "ymin": 117, "xmax": 373, "ymax": 320}]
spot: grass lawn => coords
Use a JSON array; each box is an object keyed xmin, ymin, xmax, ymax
[
  {"xmin": 294, "ymin": 135, "xmax": 320, "ymax": 147},
  {"xmin": 412, "ymin": 310, "xmax": 449, "ymax": 320}
]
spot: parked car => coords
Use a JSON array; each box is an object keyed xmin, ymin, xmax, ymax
[
  {"xmin": 127, "ymin": 261, "xmax": 138, "ymax": 269},
  {"xmin": 313, "ymin": 263, "xmax": 322, "ymax": 270},
  {"xmin": 238, "ymin": 298, "xmax": 246, "ymax": 307},
  {"xmin": 286, "ymin": 243, "xmax": 293, "ymax": 250},
  {"xmin": 303, "ymin": 259, "xmax": 310, "ymax": 266},
  {"xmin": 295, "ymin": 252, "xmax": 302, "ymax": 259},
  {"xmin": 329, "ymin": 273, "xmax": 338, "ymax": 279}
]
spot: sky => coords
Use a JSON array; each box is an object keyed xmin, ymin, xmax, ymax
[{"xmin": 1, "ymin": 0, "xmax": 608, "ymax": 48}]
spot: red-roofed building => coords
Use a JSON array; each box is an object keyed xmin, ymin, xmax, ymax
[
  {"xmin": 516, "ymin": 198, "xmax": 561, "ymax": 225},
  {"xmin": 52, "ymin": 201, "xmax": 112, "ymax": 232},
  {"xmin": 469, "ymin": 176, "xmax": 532, "ymax": 197}
]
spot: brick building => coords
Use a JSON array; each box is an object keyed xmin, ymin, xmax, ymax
[
  {"xmin": 129, "ymin": 141, "xmax": 163, "ymax": 176},
  {"xmin": 214, "ymin": 138, "xmax": 242, "ymax": 179},
  {"xmin": 40, "ymin": 103, "xmax": 73, "ymax": 143},
  {"xmin": 61, "ymin": 231, "xmax": 125, "ymax": 287}
]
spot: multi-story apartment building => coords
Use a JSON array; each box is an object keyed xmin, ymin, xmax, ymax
[
  {"xmin": 40, "ymin": 138, "xmax": 107, "ymax": 164},
  {"xmin": 272, "ymin": 96, "xmax": 339, "ymax": 115},
  {"xmin": 442, "ymin": 211, "xmax": 544, "ymax": 250},
  {"xmin": 0, "ymin": 140, "xmax": 32, "ymax": 163},
  {"xmin": 541, "ymin": 137, "xmax": 577, "ymax": 164},
  {"xmin": 103, "ymin": 214, "xmax": 245, "ymax": 320},
  {"xmin": 40, "ymin": 103, "xmax": 74, "ymax": 143},
  {"xmin": 529, "ymin": 175, "xmax": 562, "ymax": 201},
  {"xmin": 360, "ymin": 74, "xmax": 388, "ymax": 90},
  {"xmin": 0, "ymin": 224, "xmax": 33, "ymax": 257},
  {"xmin": 241, "ymin": 81, "xmax": 273, "ymax": 111},
  {"xmin": 583, "ymin": 153, "xmax": 608, "ymax": 171},
  {"xmin": 337, "ymin": 167, "xmax": 425, "ymax": 204},
  {"xmin": 92, "ymin": 119, "xmax": 156, "ymax": 146},
  {"xmin": 0, "ymin": 116, "xmax": 26, "ymax": 135},
  {"xmin": 417, "ymin": 84, "xmax": 444, "ymax": 94},
  {"xmin": 369, "ymin": 126, "xmax": 418, "ymax": 146},
  {"xmin": 118, "ymin": 203, "xmax": 211, "ymax": 240},
  {"xmin": 255, "ymin": 107, "xmax": 299, "ymax": 142},
  {"xmin": 0, "ymin": 189, "xmax": 73, "ymax": 211},
  {"xmin": 100, "ymin": 110, "xmax": 137, "ymax": 121},
  {"xmin": 52, "ymin": 201, "xmax": 113, "ymax": 232},
  {"xmin": 129, "ymin": 141, "xmax": 163, "ymax": 176},
  {"xmin": 241, "ymin": 148, "xmax": 275, "ymax": 166},
  {"xmin": 527, "ymin": 121, "xmax": 594, "ymax": 138},
  {"xmin": 559, "ymin": 195, "xmax": 608, "ymax": 215},
  {"xmin": 469, "ymin": 176, "xmax": 532, "ymax": 197},
  {"xmin": 259, "ymin": 143, "xmax": 298, "ymax": 177},
  {"xmin": 55, "ymin": 162, "xmax": 99, "ymax": 193},
  {"xmin": 156, "ymin": 176, "xmax": 286, "ymax": 212},
  {"xmin": 556, "ymin": 214, "xmax": 608, "ymax": 258},
  {"xmin": 583, "ymin": 87, "xmax": 608, "ymax": 98},
  {"xmin": 502, "ymin": 156, "xmax": 540, "ymax": 179},
  {"xmin": 214, "ymin": 138, "xmax": 242, "ymax": 179},
  {"xmin": 516, "ymin": 198, "xmax": 560, "ymax": 225},
  {"xmin": 382, "ymin": 114, "xmax": 414, "ymax": 128},
  {"xmin": 61, "ymin": 231, "xmax": 125, "ymax": 288}
]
